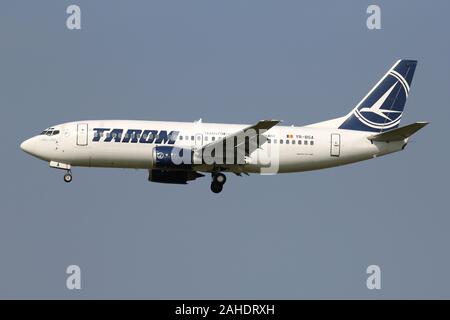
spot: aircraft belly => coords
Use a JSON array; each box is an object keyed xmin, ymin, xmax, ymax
[{"xmin": 78, "ymin": 145, "xmax": 153, "ymax": 168}]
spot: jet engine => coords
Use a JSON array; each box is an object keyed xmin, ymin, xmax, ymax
[
  {"xmin": 148, "ymin": 169, "xmax": 204, "ymax": 184},
  {"xmin": 152, "ymin": 146, "xmax": 193, "ymax": 169}
]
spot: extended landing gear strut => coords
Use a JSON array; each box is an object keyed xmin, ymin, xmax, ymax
[
  {"xmin": 63, "ymin": 171, "xmax": 73, "ymax": 183},
  {"xmin": 210, "ymin": 173, "xmax": 226, "ymax": 193},
  {"xmin": 49, "ymin": 161, "xmax": 73, "ymax": 183}
]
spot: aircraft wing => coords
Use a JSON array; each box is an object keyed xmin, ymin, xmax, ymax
[
  {"xmin": 201, "ymin": 120, "xmax": 280, "ymax": 157},
  {"xmin": 367, "ymin": 122, "xmax": 429, "ymax": 142}
]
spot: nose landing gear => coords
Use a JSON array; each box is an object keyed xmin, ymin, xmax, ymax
[
  {"xmin": 63, "ymin": 171, "xmax": 73, "ymax": 183},
  {"xmin": 210, "ymin": 173, "xmax": 226, "ymax": 193},
  {"xmin": 49, "ymin": 161, "xmax": 73, "ymax": 183}
]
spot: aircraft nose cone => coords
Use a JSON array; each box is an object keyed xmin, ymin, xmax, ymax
[
  {"xmin": 20, "ymin": 136, "xmax": 52, "ymax": 160},
  {"xmin": 20, "ymin": 139, "xmax": 32, "ymax": 153},
  {"xmin": 20, "ymin": 137, "xmax": 40, "ymax": 157}
]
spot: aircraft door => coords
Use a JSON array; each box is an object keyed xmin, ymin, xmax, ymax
[
  {"xmin": 330, "ymin": 133, "xmax": 340, "ymax": 157},
  {"xmin": 195, "ymin": 133, "xmax": 203, "ymax": 147},
  {"xmin": 77, "ymin": 123, "xmax": 88, "ymax": 146}
]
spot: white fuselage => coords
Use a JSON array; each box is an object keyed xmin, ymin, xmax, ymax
[{"xmin": 20, "ymin": 120, "xmax": 406, "ymax": 174}]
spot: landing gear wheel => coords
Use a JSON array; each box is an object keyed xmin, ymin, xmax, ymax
[
  {"xmin": 63, "ymin": 173, "xmax": 72, "ymax": 183},
  {"xmin": 211, "ymin": 172, "xmax": 226, "ymax": 193},
  {"xmin": 214, "ymin": 173, "xmax": 226, "ymax": 184},
  {"xmin": 210, "ymin": 181, "xmax": 223, "ymax": 193}
]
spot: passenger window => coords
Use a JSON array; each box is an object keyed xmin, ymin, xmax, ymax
[
  {"xmin": 310, "ymin": 141, "xmax": 314, "ymax": 145},
  {"xmin": 291, "ymin": 140, "xmax": 295, "ymax": 144},
  {"xmin": 212, "ymin": 137, "xmax": 216, "ymax": 141},
  {"xmin": 179, "ymin": 136, "xmax": 183, "ymax": 140},
  {"xmin": 267, "ymin": 138, "xmax": 271, "ymax": 143},
  {"xmin": 304, "ymin": 140, "xmax": 308, "ymax": 145},
  {"xmin": 205, "ymin": 136, "xmax": 208, "ymax": 141},
  {"xmin": 286, "ymin": 140, "xmax": 289, "ymax": 144},
  {"xmin": 280, "ymin": 139, "xmax": 283, "ymax": 144},
  {"xmin": 274, "ymin": 139, "xmax": 277, "ymax": 144},
  {"xmin": 191, "ymin": 136, "xmax": 194, "ymax": 141},
  {"xmin": 298, "ymin": 140, "xmax": 301, "ymax": 145}
]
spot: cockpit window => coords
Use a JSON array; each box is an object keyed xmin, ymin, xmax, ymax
[{"xmin": 40, "ymin": 128, "xmax": 59, "ymax": 136}]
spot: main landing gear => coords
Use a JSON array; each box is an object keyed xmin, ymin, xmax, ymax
[
  {"xmin": 210, "ymin": 173, "xmax": 226, "ymax": 194},
  {"xmin": 63, "ymin": 171, "xmax": 73, "ymax": 183}
]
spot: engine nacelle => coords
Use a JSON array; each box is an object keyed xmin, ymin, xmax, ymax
[
  {"xmin": 152, "ymin": 146, "xmax": 193, "ymax": 169},
  {"xmin": 149, "ymin": 169, "xmax": 204, "ymax": 184}
]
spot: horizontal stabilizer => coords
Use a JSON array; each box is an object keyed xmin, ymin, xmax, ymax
[{"xmin": 367, "ymin": 122, "xmax": 429, "ymax": 142}]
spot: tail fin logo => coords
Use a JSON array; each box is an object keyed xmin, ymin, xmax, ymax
[
  {"xmin": 354, "ymin": 72, "xmax": 409, "ymax": 129},
  {"xmin": 339, "ymin": 60, "xmax": 417, "ymax": 132},
  {"xmin": 355, "ymin": 71, "xmax": 409, "ymax": 120},
  {"xmin": 359, "ymin": 82, "xmax": 401, "ymax": 121}
]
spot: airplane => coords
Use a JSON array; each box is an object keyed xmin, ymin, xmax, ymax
[{"xmin": 20, "ymin": 59, "xmax": 428, "ymax": 193}]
